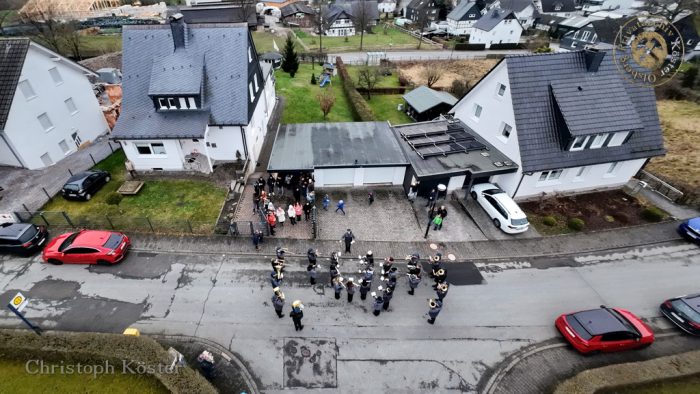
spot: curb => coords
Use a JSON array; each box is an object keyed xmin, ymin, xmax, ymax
[{"xmin": 152, "ymin": 334, "xmax": 260, "ymax": 394}]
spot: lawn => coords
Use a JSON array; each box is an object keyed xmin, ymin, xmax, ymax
[
  {"xmin": 298, "ymin": 24, "xmax": 436, "ymax": 51},
  {"xmin": 276, "ymin": 63, "xmax": 356, "ymax": 123},
  {"xmin": 345, "ymin": 65, "xmax": 403, "ymax": 88},
  {"xmin": 0, "ymin": 359, "xmax": 168, "ymax": 394},
  {"xmin": 646, "ymin": 100, "xmax": 700, "ymax": 191},
  {"xmin": 252, "ymin": 31, "xmax": 284, "ymax": 54},
  {"xmin": 41, "ymin": 150, "xmax": 227, "ymax": 232},
  {"xmin": 364, "ymin": 94, "xmax": 413, "ymax": 125},
  {"xmin": 80, "ymin": 34, "xmax": 122, "ymax": 58}
]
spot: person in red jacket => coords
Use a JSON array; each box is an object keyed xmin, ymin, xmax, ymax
[{"xmin": 267, "ymin": 211, "xmax": 277, "ymax": 235}]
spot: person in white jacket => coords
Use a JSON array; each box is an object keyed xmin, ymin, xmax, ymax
[
  {"xmin": 287, "ymin": 205, "xmax": 296, "ymax": 225},
  {"xmin": 276, "ymin": 206, "xmax": 286, "ymax": 227}
]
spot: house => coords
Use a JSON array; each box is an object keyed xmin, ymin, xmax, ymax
[
  {"xmin": 450, "ymin": 49, "xmax": 666, "ymax": 201},
  {"xmin": 180, "ymin": 4, "xmax": 260, "ymax": 30},
  {"xmin": 405, "ymin": 0, "xmax": 440, "ymax": 27},
  {"xmin": 324, "ymin": 1, "xmax": 380, "ymax": 37},
  {"xmin": 392, "ymin": 118, "xmax": 518, "ymax": 196},
  {"xmin": 280, "ymin": 2, "xmax": 316, "ymax": 28},
  {"xmin": 537, "ymin": 0, "xmax": 577, "ymax": 17},
  {"xmin": 403, "ymin": 86, "xmax": 458, "ymax": 122},
  {"xmin": 446, "ymin": 0, "xmax": 485, "ymax": 36},
  {"xmin": 674, "ymin": 14, "xmax": 700, "ymax": 60},
  {"xmin": 534, "ymin": 13, "xmax": 566, "ymax": 34},
  {"xmin": 260, "ymin": 52, "xmax": 283, "ymax": 69},
  {"xmin": 378, "ymin": 0, "xmax": 397, "ymax": 15},
  {"xmin": 581, "ymin": 0, "xmax": 641, "ymax": 16},
  {"xmin": 492, "ymin": 0, "xmax": 538, "ymax": 29},
  {"xmin": 0, "ymin": 38, "xmax": 110, "ymax": 170},
  {"xmin": 111, "ymin": 14, "xmax": 276, "ymax": 174},
  {"xmin": 469, "ymin": 8, "xmax": 523, "ymax": 48},
  {"xmin": 268, "ymin": 122, "xmax": 409, "ymax": 187},
  {"xmin": 559, "ymin": 18, "xmax": 625, "ymax": 51}
]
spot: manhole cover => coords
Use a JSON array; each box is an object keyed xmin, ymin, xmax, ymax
[{"xmin": 300, "ymin": 347, "xmax": 311, "ymax": 357}]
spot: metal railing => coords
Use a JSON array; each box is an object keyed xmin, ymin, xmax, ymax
[
  {"xmin": 636, "ymin": 170, "xmax": 684, "ymax": 202},
  {"xmin": 311, "ymin": 206, "xmax": 318, "ymax": 239}
]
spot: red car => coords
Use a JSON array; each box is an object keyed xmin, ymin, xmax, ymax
[
  {"xmin": 42, "ymin": 230, "xmax": 130, "ymax": 265},
  {"xmin": 555, "ymin": 306, "xmax": 654, "ymax": 354}
]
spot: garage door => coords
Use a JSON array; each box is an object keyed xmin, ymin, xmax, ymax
[
  {"xmin": 320, "ymin": 168, "xmax": 355, "ymax": 186},
  {"xmin": 364, "ymin": 167, "xmax": 396, "ymax": 184}
]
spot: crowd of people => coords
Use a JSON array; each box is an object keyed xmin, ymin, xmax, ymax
[{"xmin": 268, "ymin": 247, "xmax": 451, "ymax": 329}]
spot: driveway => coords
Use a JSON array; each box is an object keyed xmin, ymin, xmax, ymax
[{"xmin": 459, "ymin": 195, "xmax": 540, "ymax": 241}]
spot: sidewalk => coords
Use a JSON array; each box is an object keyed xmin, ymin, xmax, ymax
[{"xmin": 130, "ymin": 220, "xmax": 685, "ymax": 261}]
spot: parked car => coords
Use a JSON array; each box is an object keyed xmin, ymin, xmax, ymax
[
  {"xmin": 660, "ymin": 294, "xmax": 700, "ymax": 336},
  {"xmin": 42, "ymin": 230, "xmax": 130, "ymax": 265},
  {"xmin": 555, "ymin": 306, "xmax": 654, "ymax": 354},
  {"xmin": 61, "ymin": 170, "xmax": 111, "ymax": 201},
  {"xmin": 470, "ymin": 183, "xmax": 529, "ymax": 234},
  {"xmin": 678, "ymin": 217, "xmax": 700, "ymax": 244},
  {"xmin": 0, "ymin": 222, "xmax": 49, "ymax": 255}
]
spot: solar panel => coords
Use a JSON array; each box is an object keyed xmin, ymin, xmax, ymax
[{"xmin": 403, "ymin": 123, "xmax": 487, "ymax": 159}]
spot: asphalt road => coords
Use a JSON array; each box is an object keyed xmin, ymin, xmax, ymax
[
  {"xmin": 0, "ymin": 241, "xmax": 698, "ymax": 392},
  {"xmin": 328, "ymin": 49, "xmax": 530, "ymax": 63}
]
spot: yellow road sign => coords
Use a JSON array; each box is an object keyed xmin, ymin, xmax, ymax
[{"xmin": 8, "ymin": 292, "xmax": 28, "ymax": 312}]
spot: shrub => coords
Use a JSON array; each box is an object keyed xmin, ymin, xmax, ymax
[
  {"xmin": 105, "ymin": 192, "xmax": 123, "ymax": 205},
  {"xmin": 567, "ymin": 218, "xmax": 585, "ymax": 231},
  {"xmin": 641, "ymin": 207, "xmax": 664, "ymax": 222},
  {"xmin": 398, "ymin": 73, "xmax": 409, "ymax": 86},
  {"xmin": 542, "ymin": 215, "xmax": 557, "ymax": 226},
  {"xmin": 336, "ymin": 57, "xmax": 376, "ymax": 121},
  {"xmin": 310, "ymin": 73, "xmax": 317, "ymax": 85},
  {"xmin": 604, "ymin": 215, "xmax": 615, "ymax": 223}
]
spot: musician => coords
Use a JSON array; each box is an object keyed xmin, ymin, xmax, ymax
[
  {"xmin": 271, "ymin": 287, "xmax": 285, "ymax": 318},
  {"xmin": 382, "ymin": 286, "xmax": 394, "ymax": 311},
  {"xmin": 330, "ymin": 262, "xmax": 340, "ymax": 287},
  {"xmin": 346, "ymin": 278, "xmax": 356, "ymax": 302},
  {"xmin": 380, "ymin": 256, "xmax": 394, "ymax": 276},
  {"xmin": 307, "ymin": 248, "xmax": 318, "ymax": 265},
  {"xmin": 365, "ymin": 250, "xmax": 374, "ymax": 267},
  {"xmin": 432, "ymin": 268, "xmax": 447, "ymax": 290},
  {"xmin": 429, "ymin": 253, "xmax": 442, "ymax": 278},
  {"xmin": 270, "ymin": 269, "xmax": 282, "ymax": 288},
  {"xmin": 360, "ymin": 265, "xmax": 374, "ymax": 283},
  {"xmin": 371, "ymin": 289, "xmax": 384, "ymax": 316},
  {"xmin": 359, "ymin": 279, "xmax": 371, "ymax": 300},
  {"xmin": 333, "ymin": 277, "xmax": 345, "ymax": 300},
  {"xmin": 307, "ymin": 260, "xmax": 318, "ymax": 285},
  {"xmin": 407, "ymin": 273, "xmax": 421, "ymax": 295},
  {"xmin": 436, "ymin": 283, "xmax": 449, "ymax": 301},
  {"xmin": 427, "ymin": 298, "xmax": 443, "ymax": 324}
]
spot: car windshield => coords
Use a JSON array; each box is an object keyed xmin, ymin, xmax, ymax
[
  {"xmin": 484, "ymin": 188, "xmax": 505, "ymax": 195},
  {"xmin": 511, "ymin": 217, "xmax": 529, "ymax": 226},
  {"xmin": 17, "ymin": 226, "xmax": 38, "ymax": 243},
  {"xmin": 608, "ymin": 309, "xmax": 640, "ymax": 336},
  {"xmin": 58, "ymin": 232, "xmax": 80, "ymax": 252},
  {"xmin": 103, "ymin": 234, "xmax": 123, "ymax": 249},
  {"xmin": 63, "ymin": 184, "xmax": 80, "ymax": 191},
  {"xmin": 567, "ymin": 315, "xmax": 593, "ymax": 340},
  {"xmin": 672, "ymin": 298, "xmax": 700, "ymax": 322}
]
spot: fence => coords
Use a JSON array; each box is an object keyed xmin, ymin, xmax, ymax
[
  {"xmin": 636, "ymin": 170, "xmax": 685, "ymax": 202},
  {"xmin": 14, "ymin": 211, "xmax": 217, "ymax": 235},
  {"xmin": 311, "ymin": 206, "xmax": 318, "ymax": 239}
]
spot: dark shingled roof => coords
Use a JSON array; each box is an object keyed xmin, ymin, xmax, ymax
[
  {"xmin": 180, "ymin": 5, "xmax": 258, "ymax": 26},
  {"xmin": 447, "ymin": 1, "xmax": 483, "ymax": 21},
  {"xmin": 550, "ymin": 78, "xmax": 642, "ymax": 136},
  {"xmin": 148, "ymin": 52, "xmax": 204, "ymax": 95},
  {"xmin": 327, "ymin": 0, "xmax": 380, "ymax": 24},
  {"xmin": 498, "ymin": 0, "xmax": 532, "ymax": 13},
  {"xmin": 540, "ymin": 0, "xmax": 576, "ymax": 13},
  {"xmin": 0, "ymin": 38, "xmax": 29, "ymax": 131},
  {"xmin": 673, "ymin": 14, "xmax": 699, "ymax": 48},
  {"xmin": 589, "ymin": 18, "xmax": 626, "ymax": 44},
  {"xmin": 503, "ymin": 50, "xmax": 665, "ymax": 172},
  {"xmin": 473, "ymin": 8, "xmax": 516, "ymax": 32},
  {"xmin": 403, "ymin": 86, "xmax": 457, "ymax": 114},
  {"xmin": 268, "ymin": 122, "xmax": 409, "ymax": 171},
  {"xmin": 113, "ymin": 23, "xmax": 263, "ymax": 140},
  {"xmin": 280, "ymin": 2, "xmax": 315, "ymax": 18}
]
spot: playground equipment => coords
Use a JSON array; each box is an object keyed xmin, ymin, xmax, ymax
[
  {"xmin": 319, "ymin": 74, "xmax": 331, "ymax": 87},
  {"xmin": 318, "ymin": 62, "xmax": 335, "ymax": 87}
]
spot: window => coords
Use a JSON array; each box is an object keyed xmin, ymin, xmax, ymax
[
  {"xmin": 158, "ymin": 98, "xmax": 167, "ymax": 110},
  {"xmin": 248, "ymin": 46, "xmax": 253, "ymax": 62},
  {"xmin": 484, "ymin": 195, "xmax": 508, "ymax": 218},
  {"xmin": 151, "ymin": 143, "xmax": 166, "ymax": 154},
  {"xmin": 581, "ymin": 31, "xmax": 590, "ymax": 41},
  {"xmin": 573, "ymin": 30, "xmax": 579, "ymax": 39},
  {"xmin": 136, "ymin": 143, "xmax": 166, "ymax": 155},
  {"xmin": 254, "ymin": 73, "xmax": 260, "ymax": 92},
  {"xmin": 592, "ymin": 33, "xmax": 598, "ymax": 42},
  {"xmin": 40, "ymin": 152, "xmax": 53, "ymax": 167},
  {"xmin": 49, "ymin": 67, "xmax": 63, "ymax": 84},
  {"xmin": 538, "ymin": 169, "xmax": 563, "ymax": 182},
  {"xmin": 606, "ymin": 162, "xmax": 619, "ymax": 175},
  {"xmin": 249, "ymin": 82, "xmax": 254, "ymax": 103},
  {"xmin": 136, "ymin": 144, "xmax": 152, "ymax": 155},
  {"xmin": 590, "ymin": 133, "xmax": 608, "ymax": 149},
  {"xmin": 37, "ymin": 113, "xmax": 54, "ymax": 131},
  {"xmin": 167, "ymin": 98, "xmax": 176, "ymax": 109},
  {"xmin": 18, "ymin": 80, "xmax": 36, "ymax": 100},
  {"xmin": 64, "ymin": 97, "xmax": 78, "ymax": 114},
  {"xmin": 188, "ymin": 97, "xmax": 197, "ymax": 109},
  {"xmin": 497, "ymin": 83, "xmax": 506, "ymax": 96},
  {"xmin": 179, "ymin": 97, "xmax": 188, "ymax": 109},
  {"xmin": 71, "ymin": 131, "xmax": 82, "ymax": 147},
  {"xmin": 473, "ymin": 103, "xmax": 482, "ymax": 119},
  {"xmin": 59, "ymin": 139, "xmax": 70, "ymax": 154},
  {"xmin": 571, "ymin": 41, "xmax": 578, "ymax": 48},
  {"xmin": 574, "ymin": 166, "xmax": 587, "ymax": 180},
  {"xmin": 501, "ymin": 123, "xmax": 512, "ymax": 139},
  {"xmin": 570, "ymin": 135, "xmax": 589, "ymax": 151},
  {"xmin": 469, "ymin": 13, "xmax": 476, "ymax": 17}
]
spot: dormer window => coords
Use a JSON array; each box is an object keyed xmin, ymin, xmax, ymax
[
  {"xmin": 248, "ymin": 46, "xmax": 253, "ymax": 63},
  {"xmin": 158, "ymin": 98, "xmax": 168, "ymax": 110},
  {"xmin": 188, "ymin": 97, "xmax": 197, "ymax": 109},
  {"xmin": 570, "ymin": 135, "xmax": 589, "ymax": 151},
  {"xmin": 156, "ymin": 96, "xmax": 198, "ymax": 111},
  {"xmin": 167, "ymin": 98, "xmax": 177, "ymax": 109},
  {"xmin": 589, "ymin": 133, "xmax": 608, "ymax": 149}
]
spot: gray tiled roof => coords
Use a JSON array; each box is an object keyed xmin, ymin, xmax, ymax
[
  {"xmin": 268, "ymin": 122, "xmax": 409, "ymax": 171},
  {"xmin": 550, "ymin": 78, "xmax": 642, "ymax": 136},
  {"xmin": 447, "ymin": 1, "xmax": 482, "ymax": 21},
  {"xmin": 0, "ymin": 38, "xmax": 29, "ymax": 131},
  {"xmin": 113, "ymin": 23, "xmax": 261, "ymax": 140},
  {"xmin": 503, "ymin": 50, "xmax": 665, "ymax": 172},
  {"xmin": 498, "ymin": 0, "xmax": 532, "ymax": 13},
  {"xmin": 473, "ymin": 8, "xmax": 515, "ymax": 31},
  {"xmin": 328, "ymin": 1, "xmax": 380, "ymax": 24},
  {"xmin": 403, "ymin": 86, "xmax": 457, "ymax": 114},
  {"xmin": 589, "ymin": 18, "xmax": 626, "ymax": 44},
  {"xmin": 148, "ymin": 52, "xmax": 204, "ymax": 95},
  {"xmin": 280, "ymin": 2, "xmax": 315, "ymax": 18},
  {"xmin": 540, "ymin": 0, "xmax": 576, "ymax": 13},
  {"xmin": 180, "ymin": 5, "xmax": 258, "ymax": 26}
]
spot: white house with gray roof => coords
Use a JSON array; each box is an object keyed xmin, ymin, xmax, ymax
[
  {"xmin": 450, "ymin": 49, "xmax": 665, "ymax": 200},
  {"xmin": 468, "ymin": 8, "xmax": 523, "ymax": 48},
  {"xmin": 111, "ymin": 14, "xmax": 275, "ymax": 174},
  {"xmin": 446, "ymin": 0, "xmax": 486, "ymax": 36},
  {"xmin": 488, "ymin": 0, "xmax": 537, "ymax": 29},
  {"xmin": 0, "ymin": 38, "xmax": 109, "ymax": 170}
]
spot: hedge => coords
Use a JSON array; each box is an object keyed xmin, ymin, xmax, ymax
[
  {"xmin": 567, "ymin": 217, "xmax": 585, "ymax": 231},
  {"xmin": 453, "ymin": 43, "xmax": 486, "ymax": 51},
  {"xmin": 641, "ymin": 207, "xmax": 665, "ymax": 222},
  {"xmin": 488, "ymin": 43, "xmax": 522, "ymax": 50},
  {"xmin": 335, "ymin": 57, "xmax": 376, "ymax": 122}
]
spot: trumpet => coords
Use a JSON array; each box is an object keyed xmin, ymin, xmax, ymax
[{"xmin": 274, "ymin": 265, "xmax": 284, "ymax": 280}]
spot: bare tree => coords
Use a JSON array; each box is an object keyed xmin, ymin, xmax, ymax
[
  {"xmin": 635, "ymin": 0, "xmax": 700, "ymax": 22},
  {"xmin": 356, "ymin": 65, "xmax": 382, "ymax": 99},
  {"xmin": 317, "ymin": 90, "xmax": 336, "ymax": 119},
  {"xmin": 450, "ymin": 79, "xmax": 471, "ymax": 98},
  {"xmin": 23, "ymin": 5, "xmax": 63, "ymax": 53},
  {"xmin": 351, "ymin": 0, "xmax": 374, "ymax": 51},
  {"xmin": 311, "ymin": 1, "xmax": 332, "ymax": 53},
  {"xmin": 414, "ymin": 7, "xmax": 431, "ymax": 50},
  {"xmin": 230, "ymin": 0, "xmax": 258, "ymax": 28},
  {"xmin": 61, "ymin": 21, "xmax": 83, "ymax": 60},
  {"xmin": 422, "ymin": 64, "xmax": 442, "ymax": 87}
]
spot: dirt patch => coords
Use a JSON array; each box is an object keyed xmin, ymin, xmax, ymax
[
  {"xmin": 520, "ymin": 190, "xmax": 667, "ymax": 235},
  {"xmin": 397, "ymin": 59, "xmax": 499, "ymax": 90}
]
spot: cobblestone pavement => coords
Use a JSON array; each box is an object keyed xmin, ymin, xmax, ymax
[
  {"xmin": 233, "ymin": 184, "xmax": 313, "ymax": 240},
  {"xmin": 413, "ymin": 196, "xmax": 489, "ymax": 242}
]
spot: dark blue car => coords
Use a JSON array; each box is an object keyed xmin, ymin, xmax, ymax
[{"xmin": 678, "ymin": 217, "xmax": 700, "ymax": 244}]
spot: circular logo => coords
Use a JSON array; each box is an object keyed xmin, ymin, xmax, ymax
[
  {"xmin": 613, "ymin": 16, "xmax": 684, "ymax": 87},
  {"xmin": 11, "ymin": 295, "xmax": 24, "ymax": 306}
]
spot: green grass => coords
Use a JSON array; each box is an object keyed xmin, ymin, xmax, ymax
[
  {"xmin": 299, "ymin": 24, "xmax": 433, "ymax": 51},
  {"xmin": 0, "ymin": 359, "xmax": 168, "ymax": 394},
  {"xmin": 365, "ymin": 94, "xmax": 413, "ymax": 124},
  {"xmin": 41, "ymin": 150, "xmax": 227, "ymax": 228},
  {"xmin": 276, "ymin": 63, "xmax": 356, "ymax": 123},
  {"xmin": 252, "ymin": 31, "xmax": 283, "ymax": 54},
  {"xmin": 79, "ymin": 35, "xmax": 122, "ymax": 57},
  {"xmin": 345, "ymin": 65, "xmax": 403, "ymax": 88}
]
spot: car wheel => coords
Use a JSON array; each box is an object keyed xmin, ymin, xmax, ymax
[
  {"xmin": 85, "ymin": 193, "xmax": 92, "ymax": 201},
  {"xmin": 47, "ymin": 259, "xmax": 63, "ymax": 265},
  {"xmin": 105, "ymin": 176, "xmax": 111, "ymax": 183},
  {"xmin": 493, "ymin": 218, "xmax": 501, "ymax": 228},
  {"xmin": 584, "ymin": 350, "xmax": 601, "ymax": 356},
  {"xmin": 637, "ymin": 343, "xmax": 651, "ymax": 350},
  {"xmin": 471, "ymin": 191, "xmax": 477, "ymax": 200},
  {"xmin": 97, "ymin": 260, "xmax": 111, "ymax": 266}
]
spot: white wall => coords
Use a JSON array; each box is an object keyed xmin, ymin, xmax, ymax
[
  {"xmin": 511, "ymin": 158, "xmax": 647, "ymax": 200},
  {"xmin": 4, "ymin": 45, "xmax": 109, "ymax": 170},
  {"xmin": 207, "ymin": 125, "xmax": 244, "ymax": 161},
  {"xmin": 121, "ymin": 139, "xmax": 184, "ymax": 171},
  {"xmin": 0, "ymin": 134, "xmax": 22, "ymax": 167},
  {"xmin": 515, "ymin": 6, "xmax": 536, "ymax": 29},
  {"xmin": 447, "ymin": 19, "xmax": 476, "ymax": 36},
  {"xmin": 447, "ymin": 174, "xmax": 466, "ymax": 191},
  {"xmin": 316, "ymin": 166, "xmax": 405, "ymax": 187},
  {"xmin": 469, "ymin": 19, "xmax": 523, "ymax": 48}
]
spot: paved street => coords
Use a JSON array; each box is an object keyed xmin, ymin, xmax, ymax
[
  {"xmin": 0, "ymin": 240, "xmax": 699, "ymax": 392},
  {"xmin": 328, "ymin": 49, "xmax": 530, "ymax": 64}
]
